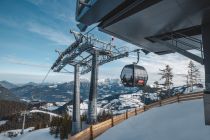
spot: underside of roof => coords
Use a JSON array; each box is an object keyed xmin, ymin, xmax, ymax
[{"xmin": 76, "ymin": 0, "xmax": 210, "ymax": 55}]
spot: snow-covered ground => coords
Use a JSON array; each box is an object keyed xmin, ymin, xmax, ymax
[
  {"xmin": 40, "ymin": 103, "xmax": 59, "ymax": 111},
  {"xmin": 30, "ymin": 110, "xmax": 61, "ymax": 117},
  {"xmin": 184, "ymin": 86, "xmax": 204, "ymax": 94},
  {"xmin": 0, "ymin": 127, "xmax": 34, "ymax": 140},
  {"xmin": 98, "ymin": 92, "xmax": 159, "ymax": 114},
  {"xmin": 0, "ymin": 128, "xmax": 58, "ymax": 140},
  {"xmin": 96, "ymin": 99, "xmax": 210, "ymax": 140},
  {"xmin": 0, "ymin": 120, "xmax": 7, "ymax": 126},
  {"xmin": 66, "ymin": 102, "xmax": 105, "ymax": 116},
  {"xmin": 172, "ymin": 85, "xmax": 203, "ymax": 95},
  {"xmin": 55, "ymin": 102, "xmax": 66, "ymax": 106}
]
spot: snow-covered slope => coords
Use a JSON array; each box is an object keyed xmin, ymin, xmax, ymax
[
  {"xmin": 0, "ymin": 127, "xmax": 34, "ymax": 140},
  {"xmin": 30, "ymin": 110, "xmax": 61, "ymax": 117},
  {"xmin": 56, "ymin": 91, "xmax": 159, "ymax": 115},
  {"xmin": 0, "ymin": 81, "xmax": 17, "ymax": 89},
  {"xmin": 66, "ymin": 102, "xmax": 89, "ymax": 115},
  {"xmin": 15, "ymin": 128, "xmax": 58, "ymax": 140},
  {"xmin": 0, "ymin": 120, "xmax": 7, "ymax": 126},
  {"xmin": 98, "ymin": 92, "xmax": 158, "ymax": 114},
  {"xmin": 0, "ymin": 128, "xmax": 58, "ymax": 140},
  {"xmin": 97, "ymin": 99, "xmax": 210, "ymax": 140}
]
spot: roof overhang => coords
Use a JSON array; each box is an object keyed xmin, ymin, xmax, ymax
[{"xmin": 76, "ymin": 0, "xmax": 210, "ymax": 54}]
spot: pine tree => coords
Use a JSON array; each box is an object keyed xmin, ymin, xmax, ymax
[
  {"xmin": 159, "ymin": 65, "xmax": 173, "ymax": 95},
  {"xmin": 60, "ymin": 114, "xmax": 71, "ymax": 140},
  {"xmin": 97, "ymin": 110, "xmax": 112, "ymax": 122},
  {"xmin": 187, "ymin": 60, "xmax": 200, "ymax": 92},
  {"xmin": 185, "ymin": 75, "xmax": 189, "ymax": 93}
]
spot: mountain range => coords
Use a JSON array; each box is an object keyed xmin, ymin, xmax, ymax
[
  {"xmin": 0, "ymin": 79, "xmax": 139, "ymax": 102},
  {"xmin": 0, "ymin": 80, "xmax": 203, "ymax": 103},
  {"xmin": 0, "ymin": 84, "xmax": 19, "ymax": 101},
  {"xmin": 0, "ymin": 81, "xmax": 18, "ymax": 89}
]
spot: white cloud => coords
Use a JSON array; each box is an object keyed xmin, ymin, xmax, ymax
[
  {"xmin": 0, "ymin": 16, "xmax": 74, "ymax": 46},
  {"xmin": 0, "ymin": 51, "xmax": 205, "ymax": 86},
  {"xmin": 0, "ymin": 0, "xmax": 205, "ymax": 86},
  {"xmin": 25, "ymin": 0, "xmax": 76, "ymax": 23},
  {"xmin": 98, "ymin": 50, "xmax": 204, "ymax": 86},
  {"xmin": 27, "ymin": 22, "xmax": 73, "ymax": 45},
  {"xmin": 2, "ymin": 56, "xmax": 50, "ymax": 68},
  {"xmin": 0, "ymin": 72, "xmax": 74, "ymax": 84}
]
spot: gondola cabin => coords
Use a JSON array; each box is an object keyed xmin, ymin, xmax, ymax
[{"xmin": 120, "ymin": 64, "xmax": 148, "ymax": 87}]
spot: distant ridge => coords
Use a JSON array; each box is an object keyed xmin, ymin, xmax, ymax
[
  {"xmin": 0, "ymin": 81, "xmax": 18, "ymax": 89},
  {"xmin": 0, "ymin": 84, "xmax": 19, "ymax": 101}
]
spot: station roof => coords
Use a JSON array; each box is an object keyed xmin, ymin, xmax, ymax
[{"xmin": 76, "ymin": 0, "xmax": 210, "ymax": 54}]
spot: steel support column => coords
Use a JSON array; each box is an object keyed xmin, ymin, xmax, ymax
[
  {"xmin": 21, "ymin": 111, "xmax": 26, "ymax": 134},
  {"xmin": 202, "ymin": 9, "xmax": 210, "ymax": 125},
  {"xmin": 71, "ymin": 64, "xmax": 81, "ymax": 134},
  {"xmin": 88, "ymin": 51, "xmax": 98, "ymax": 124}
]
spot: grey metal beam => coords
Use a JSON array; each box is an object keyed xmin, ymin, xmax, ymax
[
  {"xmin": 71, "ymin": 64, "xmax": 81, "ymax": 134},
  {"xmin": 51, "ymin": 31, "xmax": 84, "ymax": 71},
  {"xmin": 202, "ymin": 9, "xmax": 210, "ymax": 125},
  {"xmin": 151, "ymin": 38, "xmax": 203, "ymax": 64},
  {"xmin": 53, "ymin": 44, "xmax": 93, "ymax": 72},
  {"xmin": 81, "ymin": 52, "xmax": 128, "ymax": 74},
  {"xmin": 88, "ymin": 51, "xmax": 98, "ymax": 124}
]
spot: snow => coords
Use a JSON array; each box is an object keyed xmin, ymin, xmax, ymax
[
  {"xmin": 55, "ymin": 102, "xmax": 66, "ymax": 106},
  {"xmin": 99, "ymin": 92, "xmax": 148, "ymax": 114},
  {"xmin": 45, "ymin": 106, "xmax": 59, "ymax": 111},
  {"xmin": 0, "ymin": 127, "xmax": 34, "ymax": 140},
  {"xmin": 80, "ymin": 102, "xmax": 88, "ymax": 111},
  {"xmin": 66, "ymin": 102, "xmax": 104, "ymax": 116},
  {"xmin": 66, "ymin": 90, "xmax": 72, "ymax": 94},
  {"xmin": 0, "ymin": 120, "xmax": 7, "ymax": 126},
  {"xmin": 184, "ymin": 86, "xmax": 204, "ymax": 94},
  {"xmin": 145, "ymin": 92, "xmax": 159, "ymax": 100},
  {"xmin": 30, "ymin": 110, "xmax": 60, "ymax": 117},
  {"xmin": 97, "ymin": 99, "xmax": 210, "ymax": 140},
  {"xmin": 0, "ymin": 128, "xmax": 58, "ymax": 140},
  {"xmin": 41, "ymin": 103, "xmax": 59, "ymax": 111},
  {"xmin": 15, "ymin": 128, "xmax": 58, "ymax": 140},
  {"xmin": 48, "ymin": 85, "xmax": 57, "ymax": 88},
  {"xmin": 20, "ymin": 99, "xmax": 31, "ymax": 103},
  {"xmin": 0, "ymin": 135, "xmax": 10, "ymax": 140}
]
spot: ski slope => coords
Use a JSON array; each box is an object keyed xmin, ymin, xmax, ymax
[
  {"xmin": 30, "ymin": 110, "xmax": 61, "ymax": 117},
  {"xmin": 14, "ymin": 128, "xmax": 59, "ymax": 140},
  {"xmin": 96, "ymin": 99, "xmax": 210, "ymax": 140},
  {"xmin": 0, "ymin": 128, "xmax": 58, "ymax": 140},
  {"xmin": 0, "ymin": 120, "xmax": 7, "ymax": 126}
]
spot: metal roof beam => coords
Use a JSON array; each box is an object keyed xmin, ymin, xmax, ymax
[
  {"xmin": 81, "ymin": 52, "xmax": 128, "ymax": 74},
  {"xmin": 151, "ymin": 37, "xmax": 203, "ymax": 64}
]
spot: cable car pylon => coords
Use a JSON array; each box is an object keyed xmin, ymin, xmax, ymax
[{"xmin": 50, "ymin": 31, "xmax": 133, "ymax": 133}]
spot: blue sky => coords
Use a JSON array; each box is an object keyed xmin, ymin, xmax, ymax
[{"xmin": 0, "ymin": 0, "xmax": 204, "ymax": 85}]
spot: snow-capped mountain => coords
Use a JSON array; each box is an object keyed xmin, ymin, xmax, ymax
[
  {"xmin": 0, "ymin": 84, "xmax": 19, "ymax": 101},
  {"xmin": 0, "ymin": 81, "xmax": 18, "ymax": 89},
  {"xmin": 11, "ymin": 82, "xmax": 89, "ymax": 102},
  {"xmin": 52, "ymin": 91, "xmax": 159, "ymax": 115},
  {"xmin": 10, "ymin": 79, "xmax": 139, "ymax": 102},
  {"xmin": 3, "ymin": 79, "xmax": 203, "ymax": 111}
]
